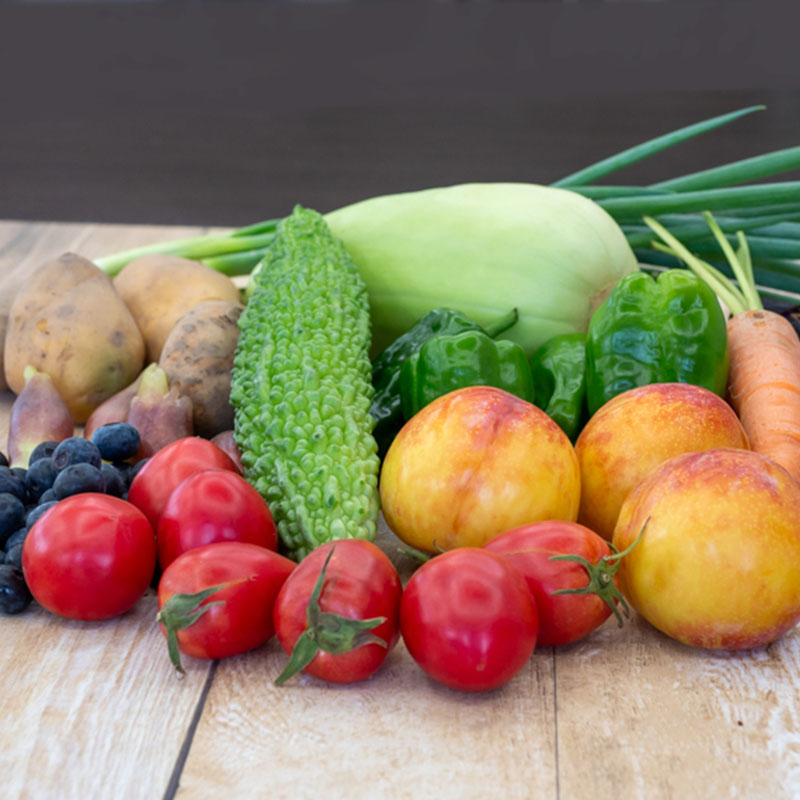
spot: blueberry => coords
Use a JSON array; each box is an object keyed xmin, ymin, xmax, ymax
[
  {"xmin": 130, "ymin": 458, "xmax": 149, "ymax": 483},
  {"xmin": 100, "ymin": 463, "xmax": 126, "ymax": 498},
  {"xmin": 0, "ymin": 452, "xmax": 8, "ymax": 468},
  {"xmin": 26, "ymin": 500, "xmax": 58, "ymax": 529},
  {"xmin": 53, "ymin": 463, "xmax": 106, "ymax": 499},
  {"xmin": 25, "ymin": 457, "xmax": 58, "ymax": 501},
  {"xmin": 92, "ymin": 423, "xmax": 141, "ymax": 462},
  {"xmin": 0, "ymin": 493, "xmax": 26, "ymax": 545},
  {"xmin": 0, "ymin": 565, "xmax": 32, "ymax": 614},
  {"xmin": 52, "ymin": 437, "xmax": 102, "ymax": 472},
  {"xmin": 38, "ymin": 488, "xmax": 58, "ymax": 504},
  {"xmin": 4, "ymin": 543, "xmax": 23, "ymax": 569},
  {"xmin": 112, "ymin": 461, "xmax": 134, "ymax": 485},
  {"xmin": 0, "ymin": 470, "xmax": 26, "ymax": 503},
  {"xmin": 4, "ymin": 528, "xmax": 29, "ymax": 551},
  {"xmin": 29, "ymin": 441, "xmax": 59, "ymax": 464}
]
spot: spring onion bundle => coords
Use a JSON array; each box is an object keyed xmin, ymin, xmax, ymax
[{"xmin": 95, "ymin": 104, "xmax": 800, "ymax": 313}]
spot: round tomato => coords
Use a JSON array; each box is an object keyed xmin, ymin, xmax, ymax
[
  {"xmin": 400, "ymin": 548, "xmax": 538, "ymax": 692},
  {"xmin": 128, "ymin": 436, "xmax": 238, "ymax": 528},
  {"xmin": 273, "ymin": 539, "xmax": 402, "ymax": 684},
  {"xmin": 156, "ymin": 469, "xmax": 277, "ymax": 570},
  {"xmin": 157, "ymin": 541, "xmax": 295, "ymax": 672},
  {"xmin": 485, "ymin": 521, "xmax": 625, "ymax": 647},
  {"xmin": 22, "ymin": 493, "xmax": 156, "ymax": 621}
]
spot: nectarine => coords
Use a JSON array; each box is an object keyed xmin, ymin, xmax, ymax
[
  {"xmin": 576, "ymin": 383, "xmax": 749, "ymax": 540},
  {"xmin": 379, "ymin": 386, "xmax": 580, "ymax": 552}
]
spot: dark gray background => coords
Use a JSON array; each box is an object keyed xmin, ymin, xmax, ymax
[{"xmin": 1, "ymin": 1, "xmax": 798, "ymax": 226}]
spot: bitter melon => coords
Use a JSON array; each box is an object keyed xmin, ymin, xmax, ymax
[{"xmin": 230, "ymin": 206, "xmax": 380, "ymax": 560}]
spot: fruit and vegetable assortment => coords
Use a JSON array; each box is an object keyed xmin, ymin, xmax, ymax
[{"xmin": 3, "ymin": 106, "xmax": 800, "ymax": 693}]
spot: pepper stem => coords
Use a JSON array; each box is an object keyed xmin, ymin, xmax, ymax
[
  {"xmin": 548, "ymin": 519, "xmax": 649, "ymax": 627},
  {"xmin": 484, "ymin": 308, "xmax": 519, "ymax": 338},
  {"xmin": 275, "ymin": 546, "xmax": 388, "ymax": 686}
]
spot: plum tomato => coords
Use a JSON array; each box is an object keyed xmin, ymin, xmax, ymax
[
  {"xmin": 485, "ymin": 520, "xmax": 632, "ymax": 647},
  {"xmin": 273, "ymin": 540, "xmax": 403, "ymax": 685},
  {"xmin": 127, "ymin": 437, "xmax": 238, "ymax": 528},
  {"xmin": 157, "ymin": 541, "xmax": 296, "ymax": 673},
  {"xmin": 156, "ymin": 468, "xmax": 277, "ymax": 570},
  {"xmin": 22, "ymin": 493, "xmax": 156, "ymax": 621},
  {"xmin": 400, "ymin": 548, "xmax": 538, "ymax": 692}
]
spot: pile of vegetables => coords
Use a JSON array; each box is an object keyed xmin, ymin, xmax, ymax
[{"xmin": 3, "ymin": 104, "xmax": 800, "ymax": 691}]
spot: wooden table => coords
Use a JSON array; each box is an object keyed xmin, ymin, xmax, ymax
[{"xmin": 2, "ymin": 220, "xmax": 799, "ymax": 800}]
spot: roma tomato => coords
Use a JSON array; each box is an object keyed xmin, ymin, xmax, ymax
[
  {"xmin": 400, "ymin": 548, "xmax": 538, "ymax": 692},
  {"xmin": 485, "ymin": 521, "xmax": 628, "ymax": 646},
  {"xmin": 156, "ymin": 469, "xmax": 277, "ymax": 570},
  {"xmin": 128, "ymin": 436, "xmax": 238, "ymax": 528},
  {"xmin": 22, "ymin": 493, "xmax": 156, "ymax": 621},
  {"xmin": 273, "ymin": 540, "xmax": 402, "ymax": 685},
  {"xmin": 157, "ymin": 541, "xmax": 295, "ymax": 672}
]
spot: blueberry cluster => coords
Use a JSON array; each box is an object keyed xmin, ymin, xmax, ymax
[{"xmin": 0, "ymin": 422, "xmax": 148, "ymax": 615}]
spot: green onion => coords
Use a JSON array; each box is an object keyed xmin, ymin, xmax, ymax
[
  {"xmin": 552, "ymin": 105, "xmax": 765, "ymax": 188},
  {"xmin": 652, "ymin": 146, "xmax": 800, "ymax": 192}
]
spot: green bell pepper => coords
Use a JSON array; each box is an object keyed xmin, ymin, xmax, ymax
[
  {"xmin": 530, "ymin": 332, "xmax": 588, "ymax": 441},
  {"xmin": 370, "ymin": 307, "xmax": 517, "ymax": 457},
  {"xmin": 585, "ymin": 269, "xmax": 729, "ymax": 415},
  {"xmin": 399, "ymin": 330, "xmax": 535, "ymax": 419}
]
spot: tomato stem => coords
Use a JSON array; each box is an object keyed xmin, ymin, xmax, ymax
[
  {"xmin": 156, "ymin": 581, "xmax": 237, "ymax": 675},
  {"xmin": 548, "ymin": 519, "xmax": 649, "ymax": 628},
  {"xmin": 275, "ymin": 546, "xmax": 388, "ymax": 686}
]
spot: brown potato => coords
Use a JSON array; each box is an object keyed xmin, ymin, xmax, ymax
[
  {"xmin": 159, "ymin": 299, "xmax": 243, "ymax": 437},
  {"xmin": 114, "ymin": 254, "xmax": 241, "ymax": 363},
  {"xmin": 3, "ymin": 252, "xmax": 146, "ymax": 423}
]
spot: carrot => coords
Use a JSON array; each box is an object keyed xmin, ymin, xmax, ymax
[
  {"xmin": 644, "ymin": 212, "xmax": 800, "ymax": 482},
  {"xmin": 726, "ymin": 310, "xmax": 800, "ymax": 477}
]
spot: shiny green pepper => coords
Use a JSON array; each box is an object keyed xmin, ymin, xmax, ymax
[
  {"xmin": 585, "ymin": 269, "xmax": 729, "ymax": 415},
  {"xmin": 530, "ymin": 332, "xmax": 587, "ymax": 441},
  {"xmin": 370, "ymin": 307, "xmax": 517, "ymax": 457},
  {"xmin": 399, "ymin": 330, "xmax": 535, "ymax": 419}
]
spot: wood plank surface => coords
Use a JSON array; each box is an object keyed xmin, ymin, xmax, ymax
[{"xmin": 2, "ymin": 220, "xmax": 799, "ymax": 800}]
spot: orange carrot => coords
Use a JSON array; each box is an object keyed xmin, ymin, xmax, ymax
[
  {"xmin": 645, "ymin": 212, "xmax": 800, "ymax": 482},
  {"xmin": 726, "ymin": 309, "xmax": 800, "ymax": 478}
]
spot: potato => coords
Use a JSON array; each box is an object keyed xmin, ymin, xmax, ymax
[
  {"xmin": 3, "ymin": 252, "xmax": 146, "ymax": 423},
  {"xmin": 114, "ymin": 255, "xmax": 241, "ymax": 363},
  {"xmin": 159, "ymin": 300, "xmax": 243, "ymax": 437}
]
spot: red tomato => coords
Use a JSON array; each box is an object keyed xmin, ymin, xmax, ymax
[
  {"xmin": 156, "ymin": 469, "xmax": 277, "ymax": 570},
  {"xmin": 400, "ymin": 548, "xmax": 537, "ymax": 692},
  {"xmin": 128, "ymin": 437, "xmax": 238, "ymax": 528},
  {"xmin": 273, "ymin": 540, "xmax": 403, "ymax": 684},
  {"xmin": 485, "ymin": 521, "xmax": 623, "ymax": 647},
  {"xmin": 22, "ymin": 493, "xmax": 156, "ymax": 621},
  {"xmin": 157, "ymin": 541, "xmax": 295, "ymax": 671}
]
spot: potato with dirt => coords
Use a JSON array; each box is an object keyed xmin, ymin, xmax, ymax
[
  {"xmin": 114, "ymin": 255, "xmax": 241, "ymax": 363},
  {"xmin": 3, "ymin": 252, "xmax": 145, "ymax": 423},
  {"xmin": 159, "ymin": 300, "xmax": 243, "ymax": 437}
]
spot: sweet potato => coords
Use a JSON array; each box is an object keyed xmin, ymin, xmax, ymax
[
  {"xmin": 114, "ymin": 255, "xmax": 241, "ymax": 363},
  {"xmin": 159, "ymin": 300, "xmax": 243, "ymax": 437},
  {"xmin": 3, "ymin": 252, "xmax": 146, "ymax": 423}
]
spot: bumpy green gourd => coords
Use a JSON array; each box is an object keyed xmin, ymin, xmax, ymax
[{"xmin": 230, "ymin": 206, "xmax": 380, "ymax": 560}]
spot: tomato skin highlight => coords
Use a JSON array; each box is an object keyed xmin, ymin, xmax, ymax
[
  {"xmin": 127, "ymin": 437, "xmax": 238, "ymax": 528},
  {"xmin": 485, "ymin": 521, "xmax": 615, "ymax": 646},
  {"xmin": 273, "ymin": 540, "xmax": 403, "ymax": 684},
  {"xmin": 22, "ymin": 493, "xmax": 156, "ymax": 621},
  {"xmin": 400, "ymin": 548, "xmax": 538, "ymax": 692},
  {"xmin": 158, "ymin": 541, "xmax": 295, "ymax": 662},
  {"xmin": 156, "ymin": 469, "xmax": 277, "ymax": 570}
]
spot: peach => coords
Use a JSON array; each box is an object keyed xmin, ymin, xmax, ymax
[
  {"xmin": 612, "ymin": 448, "xmax": 800, "ymax": 650},
  {"xmin": 379, "ymin": 385, "xmax": 580, "ymax": 553},
  {"xmin": 575, "ymin": 383, "xmax": 749, "ymax": 541}
]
